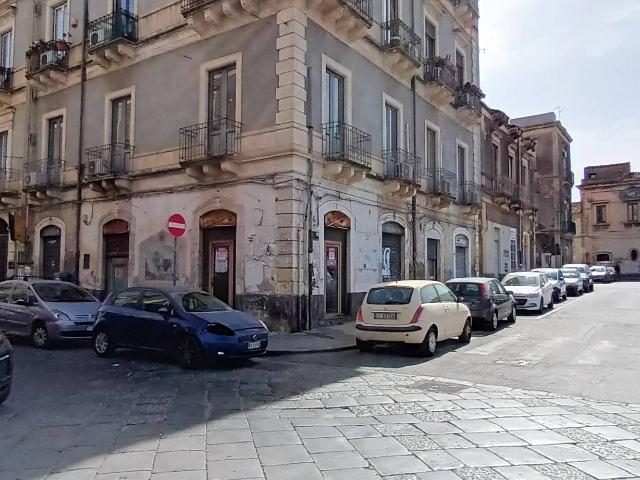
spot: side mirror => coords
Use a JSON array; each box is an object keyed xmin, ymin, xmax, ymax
[
  {"xmin": 506, "ymin": 290, "xmax": 514, "ymax": 296},
  {"xmin": 157, "ymin": 306, "xmax": 172, "ymax": 319},
  {"xmin": 14, "ymin": 298, "xmax": 27, "ymax": 306},
  {"xmin": 456, "ymin": 295, "xmax": 465, "ymax": 303}
]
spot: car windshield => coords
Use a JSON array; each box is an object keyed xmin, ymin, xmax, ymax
[
  {"xmin": 174, "ymin": 292, "xmax": 232, "ymax": 312},
  {"xmin": 447, "ymin": 282, "xmax": 482, "ymax": 297},
  {"xmin": 367, "ymin": 287, "xmax": 414, "ymax": 305},
  {"xmin": 538, "ymin": 270, "xmax": 558, "ymax": 280},
  {"xmin": 502, "ymin": 275, "xmax": 539, "ymax": 287},
  {"xmin": 566, "ymin": 265, "xmax": 586, "ymax": 273},
  {"xmin": 591, "ymin": 267, "xmax": 605, "ymax": 272},
  {"xmin": 562, "ymin": 270, "xmax": 579, "ymax": 278},
  {"xmin": 33, "ymin": 283, "xmax": 96, "ymax": 303}
]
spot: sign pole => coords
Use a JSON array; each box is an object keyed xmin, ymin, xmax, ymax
[{"xmin": 173, "ymin": 236, "xmax": 177, "ymax": 286}]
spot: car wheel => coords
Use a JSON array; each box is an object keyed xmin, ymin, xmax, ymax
[
  {"xmin": 488, "ymin": 311, "xmax": 498, "ymax": 331},
  {"xmin": 0, "ymin": 384, "xmax": 10, "ymax": 405},
  {"xmin": 32, "ymin": 323, "xmax": 50, "ymax": 348},
  {"xmin": 459, "ymin": 319, "xmax": 472, "ymax": 344},
  {"xmin": 562, "ymin": 292, "xmax": 568, "ymax": 301},
  {"xmin": 175, "ymin": 335, "xmax": 203, "ymax": 369},
  {"xmin": 417, "ymin": 328, "xmax": 437, "ymax": 357},
  {"xmin": 356, "ymin": 339, "xmax": 374, "ymax": 353},
  {"xmin": 536, "ymin": 299, "xmax": 544, "ymax": 314},
  {"xmin": 93, "ymin": 329, "xmax": 115, "ymax": 357},
  {"xmin": 508, "ymin": 307, "xmax": 516, "ymax": 323}
]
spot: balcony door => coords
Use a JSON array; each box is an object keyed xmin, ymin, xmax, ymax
[
  {"xmin": 0, "ymin": 31, "xmax": 12, "ymax": 69},
  {"xmin": 457, "ymin": 144, "xmax": 466, "ymax": 198},
  {"xmin": 324, "ymin": 68, "xmax": 344, "ymax": 159},
  {"xmin": 208, "ymin": 65, "xmax": 236, "ymax": 157},
  {"xmin": 455, "ymin": 50, "xmax": 465, "ymax": 87},
  {"xmin": 111, "ymin": 95, "xmax": 132, "ymax": 173},
  {"xmin": 426, "ymin": 127, "xmax": 437, "ymax": 190},
  {"xmin": 53, "ymin": 3, "xmax": 69, "ymax": 41},
  {"xmin": 424, "ymin": 19, "xmax": 436, "ymax": 61},
  {"xmin": 115, "ymin": 0, "xmax": 136, "ymax": 39},
  {"xmin": 382, "ymin": 0, "xmax": 398, "ymax": 43},
  {"xmin": 0, "ymin": 131, "xmax": 7, "ymax": 173},
  {"xmin": 384, "ymin": 103, "xmax": 399, "ymax": 176},
  {"xmin": 47, "ymin": 116, "xmax": 64, "ymax": 183}
]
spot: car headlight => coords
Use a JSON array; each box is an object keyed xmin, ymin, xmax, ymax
[
  {"xmin": 53, "ymin": 311, "xmax": 71, "ymax": 322},
  {"xmin": 259, "ymin": 320, "xmax": 269, "ymax": 332}
]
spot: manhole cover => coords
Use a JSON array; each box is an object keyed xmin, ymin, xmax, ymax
[{"xmin": 412, "ymin": 380, "xmax": 467, "ymax": 394}]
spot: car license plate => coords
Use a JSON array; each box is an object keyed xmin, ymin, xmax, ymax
[
  {"xmin": 247, "ymin": 341, "xmax": 261, "ymax": 350},
  {"xmin": 374, "ymin": 312, "xmax": 398, "ymax": 320}
]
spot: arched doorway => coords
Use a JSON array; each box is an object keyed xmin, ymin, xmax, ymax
[
  {"xmin": 455, "ymin": 233, "xmax": 469, "ymax": 278},
  {"xmin": 200, "ymin": 209, "xmax": 236, "ymax": 306},
  {"xmin": 382, "ymin": 221, "xmax": 405, "ymax": 282},
  {"xmin": 0, "ymin": 219, "xmax": 8, "ymax": 281},
  {"xmin": 324, "ymin": 211, "xmax": 350, "ymax": 316},
  {"xmin": 596, "ymin": 252, "xmax": 611, "ymax": 262},
  {"xmin": 41, "ymin": 225, "xmax": 61, "ymax": 279},
  {"xmin": 103, "ymin": 220, "xmax": 129, "ymax": 294}
]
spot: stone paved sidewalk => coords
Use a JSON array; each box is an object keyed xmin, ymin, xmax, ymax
[
  {"xmin": 267, "ymin": 322, "xmax": 355, "ymax": 354},
  {"xmin": 2, "ymin": 347, "xmax": 640, "ymax": 480}
]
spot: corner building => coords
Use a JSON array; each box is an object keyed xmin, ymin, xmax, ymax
[{"xmin": 0, "ymin": 0, "xmax": 483, "ymax": 330}]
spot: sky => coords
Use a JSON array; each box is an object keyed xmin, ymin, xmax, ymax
[{"xmin": 479, "ymin": 0, "xmax": 640, "ymax": 199}]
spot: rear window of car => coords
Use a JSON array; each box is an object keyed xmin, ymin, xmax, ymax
[
  {"xmin": 33, "ymin": 283, "xmax": 96, "ymax": 303},
  {"xmin": 503, "ymin": 275, "xmax": 539, "ymax": 287},
  {"xmin": 367, "ymin": 287, "xmax": 414, "ymax": 305},
  {"xmin": 544, "ymin": 271, "xmax": 558, "ymax": 280},
  {"xmin": 447, "ymin": 282, "xmax": 482, "ymax": 297}
]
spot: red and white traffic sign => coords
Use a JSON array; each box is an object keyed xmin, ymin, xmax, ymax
[{"xmin": 167, "ymin": 214, "xmax": 187, "ymax": 237}]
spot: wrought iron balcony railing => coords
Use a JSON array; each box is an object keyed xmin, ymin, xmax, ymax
[
  {"xmin": 179, "ymin": 118, "xmax": 242, "ymax": 165},
  {"xmin": 87, "ymin": 9, "xmax": 138, "ymax": 52},
  {"xmin": 383, "ymin": 148, "xmax": 420, "ymax": 183},
  {"xmin": 84, "ymin": 143, "xmax": 133, "ymax": 177},
  {"xmin": 454, "ymin": 83, "xmax": 483, "ymax": 111},
  {"xmin": 423, "ymin": 57, "xmax": 456, "ymax": 90},
  {"xmin": 322, "ymin": 122, "xmax": 372, "ymax": 169},
  {"xmin": 564, "ymin": 221, "xmax": 576, "ymax": 235},
  {"xmin": 0, "ymin": 168, "xmax": 22, "ymax": 194},
  {"xmin": 381, "ymin": 18, "xmax": 422, "ymax": 65},
  {"xmin": 495, "ymin": 175, "xmax": 519, "ymax": 199},
  {"xmin": 435, "ymin": 168, "xmax": 457, "ymax": 197},
  {"xmin": 26, "ymin": 41, "xmax": 70, "ymax": 78},
  {"xmin": 24, "ymin": 159, "xmax": 64, "ymax": 188},
  {"xmin": 338, "ymin": 0, "xmax": 373, "ymax": 26},
  {"xmin": 181, "ymin": 0, "xmax": 217, "ymax": 17},
  {"xmin": 0, "ymin": 67, "xmax": 12, "ymax": 91},
  {"xmin": 460, "ymin": 182, "xmax": 481, "ymax": 206}
]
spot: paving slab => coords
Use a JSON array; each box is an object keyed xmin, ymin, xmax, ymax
[
  {"xmin": 351, "ymin": 437, "xmax": 410, "ymax": 458},
  {"xmin": 570, "ymin": 460, "xmax": 636, "ymax": 479},
  {"xmin": 448, "ymin": 448, "xmax": 510, "ymax": 468},
  {"xmin": 369, "ymin": 455, "xmax": 430, "ymax": 475}
]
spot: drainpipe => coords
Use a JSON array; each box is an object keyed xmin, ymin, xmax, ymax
[
  {"xmin": 305, "ymin": 63, "xmax": 314, "ymax": 331},
  {"xmin": 411, "ymin": 75, "xmax": 417, "ymax": 279},
  {"xmin": 74, "ymin": 0, "xmax": 89, "ymax": 282}
]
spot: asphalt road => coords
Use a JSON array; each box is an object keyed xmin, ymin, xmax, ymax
[{"xmin": 281, "ymin": 282, "xmax": 640, "ymax": 404}]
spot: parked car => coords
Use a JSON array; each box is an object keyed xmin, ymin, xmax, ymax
[
  {"xmin": 446, "ymin": 278, "xmax": 516, "ymax": 331},
  {"xmin": 501, "ymin": 272, "xmax": 554, "ymax": 313},
  {"xmin": 561, "ymin": 268, "xmax": 584, "ymax": 296},
  {"xmin": 93, "ymin": 287, "xmax": 268, "ymax": 368},
  {"xmin": 563, "ymin": 264, "xmax": 594, "ymax": 292},
  {"xmin": 590, "ymin": 265, "xmax": 612, "ymax": 283},
  {"xmin": 0, "ymin": 332, "xmax": 12, "ymax": 405},
  {"xmin": 607, "ymin": 266, "xmax": 616, "ymax": 281},
  {"xmin": 532, "ymin": 268, "xmax": 567, "ymax": 302},
  {"xmin": 0, "ymin": 280, "xmax": 101, "ymax": 347},
  {"xmin": 356, "ymin": 280, "xmax": 472, "ymax": 356}
]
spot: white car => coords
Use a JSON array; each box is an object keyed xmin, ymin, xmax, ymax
[
  {"xmin": 355, "ymin": 280, "xmax": 472, "ymax": 357},
  {"xmin": 502, "ymin": 272, "xmax": 554, "ymax": 313}
]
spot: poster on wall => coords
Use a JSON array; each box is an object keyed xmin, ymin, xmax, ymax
[{"xmin": 144, "ymin": 243, "xmax": 175, "ymax": 281}]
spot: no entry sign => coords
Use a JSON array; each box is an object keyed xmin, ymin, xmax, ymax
[{"xmin": 167, "ymin": 214, "xmax": 187, "ymax": 237}]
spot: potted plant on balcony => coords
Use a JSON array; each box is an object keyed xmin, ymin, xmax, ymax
[
  {"xmin": 55, "ymin": 34, "xmax": 72, "ymax": 51},
  {"xmin": 26, "ymin": 40, "xmax": 47, "ymax": 58}
]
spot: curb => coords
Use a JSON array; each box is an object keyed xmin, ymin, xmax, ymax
[{"xmin": 266, "ymin": 345, "xmax": 357, "ymax": 356}]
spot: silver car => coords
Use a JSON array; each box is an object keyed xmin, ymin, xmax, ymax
[{"xmin": 0, "ymin": 280, "xmax": 101, "ymax": 348}]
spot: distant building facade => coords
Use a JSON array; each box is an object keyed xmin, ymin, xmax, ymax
[{"xmin": 575, "ymin": 162, "xmax": 640, "ymax": 276}]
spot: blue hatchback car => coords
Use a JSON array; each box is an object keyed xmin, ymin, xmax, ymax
[{"xmin": 92, "ymin": 287, "xmax": 269, "ymax": 368}]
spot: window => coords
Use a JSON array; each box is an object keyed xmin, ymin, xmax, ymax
[
  {"xmin": 383, "ymin": 0, "xmax": 398, "ymax": 23},
  {"xmin": 420, "ymin": 285, "xmax": 440, "ymax": 304},
  {"xmin": 508, "ymin": 153, "xmax": 515, "ymax": 179},
  {"xmin": 448, "ymin": 282, "xmax": 481, "ymax": 297},
  {"xmin": 324, "ymin": 68, "xmax": 344, "ymax": 124},
  {"xmin": 424, "ymin": 19, "xmax": 436, "ymax": 60},
  {"xmin": 11, "ymin": 284, "xmax": 28, "ymax": 304},
  {"xmin": 47, "ymin": 116, "xmax": 64, "ymax": 163},
  {"xmin": 539, "ymin": 274, "xmax": 547, "ymax": 286},
  {"xmin": 367, "ymin": 287, "xmax": 413, "ymax": 305},
  {"xmin": 631, "ymin": 249, "xmax": 638, "ymax": 262},
  {"xmin": 174, "ymin": 291, "xmax": 231, "ymax": 312},
  {"xmin": 208, "ymin": 64, "xmax": 236, "ymax": 122},
  {"xmin": 426, "ymin": 238, "xmax": 439, "ymax": 280},
  {"xmin": 113, "ymin": 290, "xmax": 141, "ymax": 309},
  {"xmin": 457, "ymin": 144, "xmax": 466, "ymax": 190},
  {"xmin": 111, "ymin": 96, "xmax": 132, "ymax": 147},
  {"xmin": 116, "ymin": 0, "xmax": 135, "ymax": 13},
  {"xmin": 0, "ymin": 282, "xmax": 13, "ymax": 303},
  {"xmin": 0, "ymin": 30, "xmax": 12, "ymax": 69},
  {"xmin": 510, "ymin": 238, "xmax": 517, "ymax": 271},
  {"xmin": 384, "ymin": 103, "xmax": 399, "ymax": 152},
  {"xmin": 0, "ymin": 131, "xmax": 7, "ymax": 171},
  {"xmin": 489, "ymin": 281, "xmax": 500, "ymax": 295},
  {"xmin": 492, "ymin": 144, "xmax": 499, "ymax": 181},
  {"xmin": 142, "ymin": 291, "xmax": 170, "ymax": 314},
  {"xmin": 595, "ymin": 205, "xmax": 607, "ymax": 224},
  {"xmin": 628, "ymin": 203, "xmax": 639, "ymax": 222},
  {"xmin": 33, "ymin": 283, "xmax": 95, "ymax": 302},
  {"xmin": 52, "ymin": 2, "xmax": 69, "ymax": 41},
  {"xmin": 455, "ymin": 50, "xmax": 465, "ymax": 86},
  {"xmin": 495, "ymin": 282, "xmax": 508, "ymax": 295},
  {"xmin": 434, "ymin": 284, "xmax": 456, "ymax": 302},
  {"xmin": 426, "ymin": 127, "xmax": 437, "ymax": 174}
]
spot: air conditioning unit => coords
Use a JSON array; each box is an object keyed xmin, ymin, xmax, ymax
[
  {"xmin": 90, "ymin": 29, "xmax": 106, "ymax": 48},
  {"xmin": 40, "ymin": 53, "xmax": 49, "ymax": 67},
  {"xmin": 85, "ymin": 160, "xmax": 97, "ymax": 177},
  {"xmin": 24, "ymin": 172, "xmax": 46, "ymax": 187}
]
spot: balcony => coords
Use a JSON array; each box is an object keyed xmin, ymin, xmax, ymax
[
  {"xmin": 88, "ymin": 9, "xmax": 138, "ymax": 68},
  {"xmin": 84, "ymin": 143, "xmax": 133, "ymax": 194},
  {"xmin": 452, "ymin": 0, "xmax": 479, "ymax": 30},
  {"xmin": 0, "ymin": 67, "xmax": 13, "ymax": 106},
  {"xmin": 322, "ymin": 122, "xmax": 371, "ymax": 184},
  {"xmin": 459, "ymin": 182, "xmax": 481, "ymax": 208},
  {"xmin": 381, "ymin": 19, "xmax": 422, "ymax": 73},
  {"xmin": 422, "ymin": 57, "xmax": 456, "ymax": 107},
  {"xmin": 181, "ymin": 0, "xmax": 272, "ymax": 36},
  {"xmin": 24, "ymin": 159, "xmax": 64, "ymax": 201},
  {"xmin": 25, "ymin": 40, "xmax": 70, "ymax": 90},
  {"xmin": 494, "ymin": 175, "xmax": 520, "ymax": 209},
  {"xmin": 179, "ymin": 118, "xmax": 242, "ymax": 179},
  {"xmin": 454, "ymin": 83, "xmax": 484, "ymax": 126},
  {"xmin": 0, "ymin": 169, "xmax": 22, "ymax": 206},
  {"xmin": 382, "ymin": 148, "xmax": 420, "ymax": 198}
]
